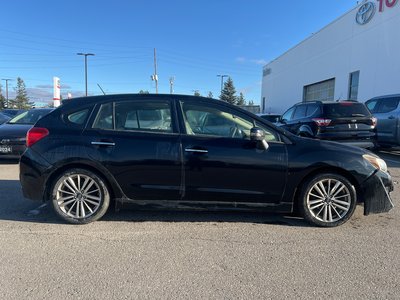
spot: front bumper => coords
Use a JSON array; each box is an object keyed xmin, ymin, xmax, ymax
[{"xmin": 361, "ymin": 170, "xmax": 394, "ymax": 215}]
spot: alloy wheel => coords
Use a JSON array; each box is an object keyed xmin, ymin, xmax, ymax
[
  {"xmin": 306, "ymin": 178, "xmax": 352, "ymax": 223},
  {"xmin": 55, "ymin": 174, "xmax": 102, "ymax": 219}
]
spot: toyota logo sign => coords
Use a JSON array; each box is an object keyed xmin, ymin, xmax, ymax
[{"xmin": 356, "ymin": 2, "xmax": 376, "ymax": 25}]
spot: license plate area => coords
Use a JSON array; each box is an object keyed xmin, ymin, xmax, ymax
[{"xmin": 0, "ymin": 146, "xmax": 12, "ymax": 153}]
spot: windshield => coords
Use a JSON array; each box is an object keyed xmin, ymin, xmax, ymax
[
  {"xmin": 323, "ymin": 103, "xmax": 371, "ymax": 118},
  {"xmin": 8, "ymin": 110, "xmax": 50, "ymax": 125}
]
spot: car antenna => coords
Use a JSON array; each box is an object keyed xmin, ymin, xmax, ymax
[{"xmin": 97, "ymin": 83, "xmax": 106, "ymax": 95}]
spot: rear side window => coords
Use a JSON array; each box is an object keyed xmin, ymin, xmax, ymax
[
  {"xmin": 323, "ymin": 103, "xmax": 371, "ymax": 118},
  {"xmin": 67, "ymin": 109, "xmax": 89, "ymax": 125},
  {"xmin": 306, "ymin": 104, "xmax": 320, "ymax": 117}
]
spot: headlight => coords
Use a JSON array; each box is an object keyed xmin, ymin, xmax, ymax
[{"xmin": 363, "ymin": 154, "xmax": 388, "ymax": 173}]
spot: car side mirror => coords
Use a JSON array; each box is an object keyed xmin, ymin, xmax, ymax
[
  {"xmin": 250, "ymin": 127, "xmax": 269, "ymax": 150},
  {"xmin": 279, "ymin": 118, "xmax": 286, "ymax": 124}
]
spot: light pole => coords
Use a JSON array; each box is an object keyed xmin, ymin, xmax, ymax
[
  {"xmin": 77, "ymin": 53, "xmax": 95, "ymax": 96},
  {"xmin": 1, "ymin": 78, "xmax": 12, "ymax": 108},
  {"xmin": 217, "ymin": 74, "xmax": 228, "ymax": 95}
]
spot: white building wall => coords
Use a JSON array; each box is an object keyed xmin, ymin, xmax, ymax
[{"xmin": 261, "ymin": 1, "xmax": 400, "ymax": 113}]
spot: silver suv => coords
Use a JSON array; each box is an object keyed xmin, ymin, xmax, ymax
[{"xmin": 366, "ymin": 94, "xmax": 400, "ymax": 148}]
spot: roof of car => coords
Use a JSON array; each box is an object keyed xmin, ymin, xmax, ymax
[
  {"xmin": 368, "ymin": 94, "xmax": 400, "ymax": 101},
  {"xmin": 60, "ymin": 94, "xmax": 234, "ymax": 110},
  {"xmin": 294, "ymin": 100, "xmax": 361, "ymax": 106}
]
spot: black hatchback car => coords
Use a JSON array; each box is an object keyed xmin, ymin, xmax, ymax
[
  {"xmin": 278, "ymin": 101, "xmax": 377, "ymax": 149},
  {"xmin": 20, "ymin": 94, "xmax": 393, "ymax": 227}
]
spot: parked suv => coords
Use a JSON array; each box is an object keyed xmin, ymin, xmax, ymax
[
  {"xmin": 278, "ymin": 101, "xmax": 377, "ymax": 148},
  {"xmin": 365, "ymin": 94, "xmax": 400, "ymax": 148}
]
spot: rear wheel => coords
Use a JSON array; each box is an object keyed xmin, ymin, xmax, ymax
[
  {"xmin": 51, "ymin": 168, "xmax": 110, "ymax": 224},
  {"xmin": 299, "ymin": 173, "xmax": 357, "ymax": 227}
]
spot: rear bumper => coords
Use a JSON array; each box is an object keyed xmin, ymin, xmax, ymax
[
  {"xmin": 20, "ymin": 149, "xmax": 52, "ymax": 201},
  {"xmin": 316, "ymin": 136, "xmax": 375, "ymax": 148},
  {"xmin": 0, "ymin": 144, "xmax": 26, "ymax": 159},
  {"xmin": 361, "ymin": 170, "xmax": 394, "ymax": 215},
  {"xmin": 316, "ymin": 131, "xmax": 376, "ymax": 149}
]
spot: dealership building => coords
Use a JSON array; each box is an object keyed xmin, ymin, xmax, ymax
[{"xmin": 261, "ymin": 0, "xmax": 400, "ymax": 113}]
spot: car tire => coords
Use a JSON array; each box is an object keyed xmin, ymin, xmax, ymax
[
  {"xmin": 50, "ymin": 168, "xmax": 110, "ymax": 224},
  {"xmin": 299, "ymin": 173, "xmax": 357, "ymax": 227}
]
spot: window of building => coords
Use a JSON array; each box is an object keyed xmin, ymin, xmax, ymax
[
  {"xmin": 303, "ymin": 78, "xmax": 335, "ymax": 102},
  {"xmin": 348, "ymin": 71, "xmax": 360, "ymax": 100}
]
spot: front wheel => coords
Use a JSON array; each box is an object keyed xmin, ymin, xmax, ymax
[
  {"xmin": 299, "ymin": 173, "xmax": 357, "ymax": 227},
  {"xmin": 51, "ymin": 168, "xmax": 110, "ymax": 224}
]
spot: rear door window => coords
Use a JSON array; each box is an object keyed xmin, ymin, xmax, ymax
[
  {"xmin": 292, "ymin": 105, "xmax": 307, "ymax": 119},
  {"xmin": 92, "ymin": 103, "xmax": 113, "ymax": 130},
  {"xmin": 375, "ymin": 98, "xmax": 400, "ymax": 113},
  {"xmin": 115, "ymin": 101, "xmax": 172, "ymax": 133},
  {"xmin": 92, "ymin": 100, "xmax": 174, "ymax": 133}
]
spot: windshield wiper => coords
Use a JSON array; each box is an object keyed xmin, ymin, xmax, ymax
[{"xmin": 351, "ymin": 114, "xmax": 365, "ymax": 117}]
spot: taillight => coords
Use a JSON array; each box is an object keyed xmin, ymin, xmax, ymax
[
  {"xmin": 371, "ymin": 117, "xmax": 377, "ymax": 128},
  {"xmin": 312, "ymin": 118, "xmax": 332, "ymax": 127},
  {"xmin": 26, "ymin": 127, "xmax": 49, "ymax": 147}
]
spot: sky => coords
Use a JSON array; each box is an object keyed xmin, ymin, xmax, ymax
[{"xmin": 0, "ymin": 0, "xmax": 357, "ymax": 106}]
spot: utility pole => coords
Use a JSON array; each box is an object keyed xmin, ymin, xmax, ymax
[
  {"xmin": 217, "ymin": 74, "xmax": 228, "ymax": 95},
  {"xmin": 169, "ymin": 77, "xmax": 175, "ymax": 94},
  {"xmin": 77, "ymin": 53, "xmax": 95, "ymax": 96},
  {"xmin": 1, "ymin": 78, "xmax": 12, "ymax": 108},
  {"xmin": 151, "ymin": 48, "xmax": 159, "ymax": 94}
]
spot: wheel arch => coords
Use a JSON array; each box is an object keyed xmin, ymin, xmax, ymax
[
  {"xmin": 297, "ymin": 125, "xmax": 314, "ymax": 137},
  {"xmin": 44, "ymin": 162, "xmax": 125, "ymax": 203},
  {"xmin": 291, "ymin": 166, "xmax": 362, "ymax": 213}
]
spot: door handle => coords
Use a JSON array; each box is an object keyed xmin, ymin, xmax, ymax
[
  {"xmin": 91, "ymin": 141, "xmax": 115, "ymax": 146},
  {"xmin": 185, "ymin": 147, "xmax": 208, "ymax": 153},
  {"xmin": 388, "ymin": 116, "xmax": 396, "ymax": 119}
]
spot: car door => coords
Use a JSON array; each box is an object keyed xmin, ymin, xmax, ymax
[
  {"xmin": 83, "ymin": 97, "xmax": 182, "ymax": 200},
  {"xmin": 278, "ymin": 106, "xmax": 295, "ymax": 131},
  {"xmin": 287, "ymin": 104, "xmax": 308, "ymax": 134},
  {"xmin": 368, "ymin": 97, "xmax": 400, "ymax": 144},
  {"xmin": 178, "ymin": 99, "xmax": 288, "ymax": 204}
]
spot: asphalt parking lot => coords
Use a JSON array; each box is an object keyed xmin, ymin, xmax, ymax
[{"xmin": 1, "ymin": 152, "xmax": 400, "ymax": 299}]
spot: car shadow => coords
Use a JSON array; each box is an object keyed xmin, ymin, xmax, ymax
[{"xmin": 0, "ymin": 179, "xmax": 309, "ymax": 227}]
